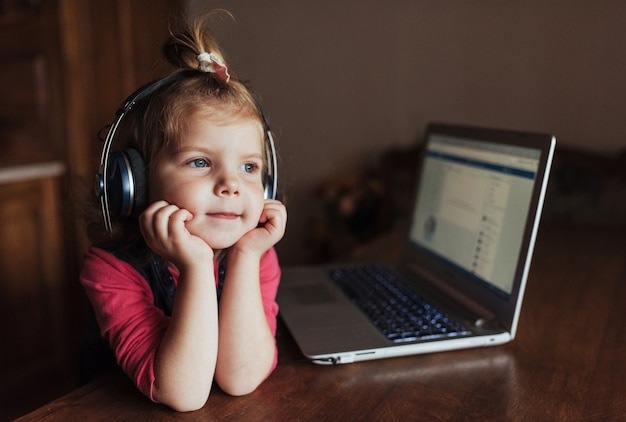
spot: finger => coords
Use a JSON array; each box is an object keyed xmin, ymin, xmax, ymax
[
  {"xmin": 167, "ymin": 208, "xmax": 193, "ymax": 239},
  {"xmin": 152, "ymin": 204, "xmax": 184, "ymax": 239},
  {"xmin": 258, "ymin": 205, "xmax": 287, "ymax": 236},
  {"xmin": 139, "ymin": 201, "xmax": 169, "ymax": 239},
  {"xmin": 140, "ymin": 200, "xmax": 165, "ymax": 226},
  {"xmin": 261, "ymin": 202, "xmax": 287, "ymax": 224},
  {"xmin": 262, "ymin": 199, "xmax": 285, "ymax": 210}
]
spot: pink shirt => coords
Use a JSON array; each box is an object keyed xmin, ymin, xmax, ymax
[{"xmin": 80, "ymin": 246, "xmax": 281, "ymax": 401}]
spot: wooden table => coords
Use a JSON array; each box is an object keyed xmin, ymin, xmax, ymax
[{"xmin": 16, "ymin": 223, "xmax": 626, "ymax": 421}]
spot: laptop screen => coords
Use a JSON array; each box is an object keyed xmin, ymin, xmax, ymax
[{"xmin": 409, "ymin": 131, "xmax": 542, "ymax": 297}]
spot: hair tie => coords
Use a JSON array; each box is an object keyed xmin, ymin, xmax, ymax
[{"xmin": 197, "ymin": 52, "xmax": 231, "ymax": 82}]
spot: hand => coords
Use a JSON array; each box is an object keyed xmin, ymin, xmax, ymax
[
  {"xmin": 232, "ymin": 199, "xmax": 287, "ymax": 256},
  {"xmin": 139, "ymin": 200, "xmax": 214, "ymax": 270}
]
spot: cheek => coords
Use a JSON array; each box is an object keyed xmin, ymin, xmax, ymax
[
  {"xmin": 247, "ymin": 194, "xmax": 266, "ymax": 224},
  {"xmin": 147, "ymin": 168, "xmax": 169, "ymax": 202},
  {"xmin": 147, "ymin": 178, "xmax": 161, "ymax": 203},
  {"xmin": 148, "ymin": 177, "xmax": 173, "ymax": 203},
  {"xmin": 148, "ymin": 176, "xmax": 194, "ymax": 206}
]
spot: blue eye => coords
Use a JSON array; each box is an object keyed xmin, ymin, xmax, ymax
[
  {"xmin": 242, "ymin": 163, "xmax": 259, "ymax": 173},
  {"xmin": 189, "ymin": 158, "xmax": 209, "ymax": 168}
]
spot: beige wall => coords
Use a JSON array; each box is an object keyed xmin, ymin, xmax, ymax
[{"xmin": 185, "ymin": 1, "xmax": 626, "ymax": 264}]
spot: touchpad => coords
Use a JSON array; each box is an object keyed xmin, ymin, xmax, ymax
[{"xmin": 290, "ymin": 284, "xmax": 335, "ymax": 305}]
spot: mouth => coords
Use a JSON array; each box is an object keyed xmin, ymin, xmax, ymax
[{"xmin": 207, "ymin": 212, "xmax": 240, "ymax": 220}]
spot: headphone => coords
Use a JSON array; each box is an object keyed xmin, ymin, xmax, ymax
[{"xmin": 95, "ymin": 71, "xmax": 278, "ymax": 232}]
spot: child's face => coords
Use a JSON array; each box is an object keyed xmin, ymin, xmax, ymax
[{"xmin": 148, "ymin": 114, "xmax": 266, "ymax": 250}]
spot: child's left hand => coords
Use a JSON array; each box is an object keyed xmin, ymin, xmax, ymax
[{"xmin": 232, "ymin": 199, "xmax": 287, "ymax": 256}]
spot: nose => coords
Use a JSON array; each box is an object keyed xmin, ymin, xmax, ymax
[{"xmin": 214, "ymin": 169, "xmax": 240, "ymax": 197}]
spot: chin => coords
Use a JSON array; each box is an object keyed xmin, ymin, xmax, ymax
[
  {"xmin": 195, "ymin": 225, "xmax": 256, "ymax": 251},
  {"xmin": 206, "ymin": 241, "xmax": 236, "ymax": 251},
  {"xmin": 203, "ymin": 236, "xmax": 240, "ymax": 251}
]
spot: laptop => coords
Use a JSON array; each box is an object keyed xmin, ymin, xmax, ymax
[{"xmin": 277, "ymin": 122, "xmax": 556, "ymax": 364}]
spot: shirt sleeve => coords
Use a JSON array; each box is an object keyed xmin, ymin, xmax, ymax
[
  {"xmin": 80, "ymin": 247, "xmax": 168, "ymax": 400},
  {"xmin": 257, "ymin": 247, "xmax": 282, "ymax": 377}
]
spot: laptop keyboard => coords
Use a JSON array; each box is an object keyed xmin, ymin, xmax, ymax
[{"xmin": 327, "ymin": 264, "xmax": 470, "ymax": 343}]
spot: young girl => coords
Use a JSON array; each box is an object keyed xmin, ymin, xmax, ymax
[{"xmin": 80, "ymin": 13, "xmax": 287, "ymax": 412}]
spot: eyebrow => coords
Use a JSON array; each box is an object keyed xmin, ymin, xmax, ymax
[{"xmin": 173, "ymin": 145, "xmax": 264, "ymax": 160}]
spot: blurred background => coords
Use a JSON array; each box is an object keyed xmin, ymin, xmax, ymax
[{"xmin": 1, "ymin": 0, "xmax": 625, "ymax": 418}]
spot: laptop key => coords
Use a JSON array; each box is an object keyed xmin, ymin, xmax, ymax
[{"xmin": 327, "ymin": 264, "xmax": 469, "ymax": 343}]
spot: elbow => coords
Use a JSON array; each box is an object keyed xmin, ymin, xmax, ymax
[
  {"xmin": 154, "ymin": 382, "xmax": 212, "ymax": 413},
  {"xmin": 167, "ymin": 395, "xmax": 209, "ymax": 413},
  {"xmin": 217, "ymin": 375, "xmax": 262, "ymax": 397},
  {"xmin": 215, "ymin": 349, "xmax": 276, "ymax": 396},
  {"xmin": 219, "ymin": 381, "xmax": 259, "ymax": 397}
]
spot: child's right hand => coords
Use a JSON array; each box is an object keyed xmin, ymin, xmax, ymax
[{"xmin": 139, "ymin": 200, "xmax": 214, "ymax": 271}]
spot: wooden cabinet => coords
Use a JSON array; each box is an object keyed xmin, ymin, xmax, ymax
[
  {"xmin": 0, "ymin": 164, "xmax": 74, "ymax": 417},
  {"xmin": 0, "ymin": 0, "xmax": 64, "ymax": 158},
  {"xmin": 0, "ymin": 1, "xmax": 74, "ymax": 417},
  {"xmin": 0, "ymin": 0, "xmax": 182, "ymax": 418}
]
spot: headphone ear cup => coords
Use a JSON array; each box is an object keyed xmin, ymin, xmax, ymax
[
  {"xmin": 105, "ymin": 148, "xmax": 147, "ymax": 218},
  {"xmin": 124, "ymin": 148, "xmax": 148, "ymax": 216},
  {"xmin": 263, "ymin": 130, "xmax": 278, "ymax": 200}
]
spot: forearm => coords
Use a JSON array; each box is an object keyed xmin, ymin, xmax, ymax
[
  {"xmin": 152, "ymin": 265, "xmax": 218, "ymax": 411},
  {"xmin": 215, "ymin": 250, "xmax": 276, "ymax": 396}
]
